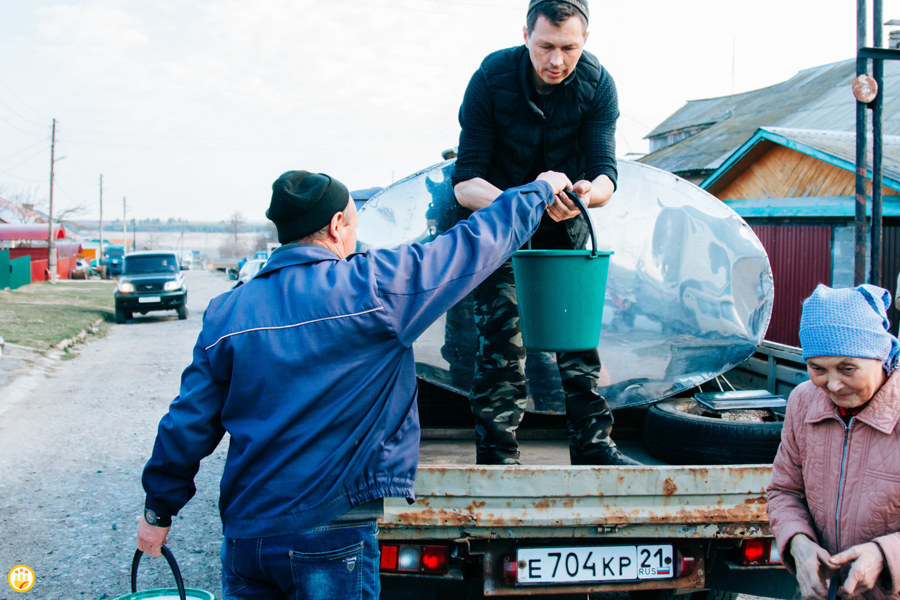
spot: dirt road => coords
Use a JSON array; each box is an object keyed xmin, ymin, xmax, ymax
[{"xmin": 0, "ymin": 269, "xmax": 232, "ymax": 599}]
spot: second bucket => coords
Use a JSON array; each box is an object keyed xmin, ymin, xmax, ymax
[{"xmin": 511, "ymin": 190, "xmax": 613, "ymax": 352}]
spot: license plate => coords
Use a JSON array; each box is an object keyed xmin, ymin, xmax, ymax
[
  {"xmin": 517, "ymin": 544, "xmax": 674, "ymax": 584},
  {"xmin": 138, "ymin": 296, "xmax": 161, "ymax": 303}
]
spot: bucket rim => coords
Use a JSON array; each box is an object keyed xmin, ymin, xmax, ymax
[
  {"xmin": 113, "ymin": 587, "xmax": 215, "ymax": 600},
  {"xmin": 513, "ymin": 249, "xmax": 613, "ymax": 257},
  {"xmin": 114, "ymin": 587, "xmax": 216, "ymax": 600}
]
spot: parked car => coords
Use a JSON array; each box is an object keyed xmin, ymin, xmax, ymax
[
  {"xmin": 352, "ymin": 186, "xmax": 382, "ymax": 211},
  {"xmin": 114, "ymin": 251, "xmax": 188, "ymax": 324},
  {"xmin": 233, "ymin": 258, "xmax": 266, "ymax": 288},
  {"xmin": 180, "ymin": 250, "xmax": 193, "ymax": 270},
  {"xmin": 104, "ymin": 246, "xmax": 125, "ymax": 278},
  {"xmin": 69, "ymin": 258, "xmax": 92, "ymax": 279}
]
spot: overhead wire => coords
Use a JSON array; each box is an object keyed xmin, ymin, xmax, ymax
[
  {"xmin": 0, "ymin": 139, "xmax": 48, "ymax": 163},
  {"xmin": 0, "ymin": 165, "xmax": 44, "ymax": 184},
  {"xmin": 0, "ymin": 110, "xmax": 44, "ymax": 136},
  {"xmin": 0, "ymin": 77, "xmax": 47, "ymax": 125},
  {"xmin": 0, "ymin": 144, "xmax": 49, "ymax": 173}
]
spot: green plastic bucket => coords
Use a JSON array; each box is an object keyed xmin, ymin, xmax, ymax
[
  {"xmin": 115, "ymin": 547, "xmax": 215, "ymax": 600},
  {"xmin": 512, "ymin": 191, "xmax": 613, "ymax": 352}
]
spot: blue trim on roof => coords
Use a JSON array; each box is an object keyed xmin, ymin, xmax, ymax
[
  {"xmin": 725, "ymin": 196, "xmax": 900, "ymax": 218},
  {"xmin": 700, "ymin": 128, "xmax": 900, "ymax": 191},
  {"xmin": 701, "ymin": 129, "xmax": 770, "ymax": 189}
]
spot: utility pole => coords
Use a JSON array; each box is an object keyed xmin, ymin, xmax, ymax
[
  {"xmin": 855, "ymin": 0, "xmax": 900, "ymax": 286},
  {"xmin": 99, "ymin": 174, "xmax": 104, "ymax": 278},
  {"xmin": 871, "ymin": 0, "xmax": 884, "ymax": 287},
  {"xmin": 47, "ymin": 118, "xmax": 57, "ymax": 283},
  {"xmin": 123, "ymin": 196, "xmax": 127, "ymax": 252},
  {"xmin": 854, "ymin": 0, "xmax": 869, "ymax": 285}
]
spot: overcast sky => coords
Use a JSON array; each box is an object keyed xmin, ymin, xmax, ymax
[{"xmin": 0, "ymin": 0, "xmax": 896, "ymax": 222}]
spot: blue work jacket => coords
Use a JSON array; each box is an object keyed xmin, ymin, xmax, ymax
[{"xmin": 142, "ymin": 180, "xmax": 554, "ymax": 538}]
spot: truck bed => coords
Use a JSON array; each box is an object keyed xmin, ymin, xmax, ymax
[
  {"xmin": 388, "ymin": 403, "xmax": 772, "ymax": 542},
  {"xmin": 418, "ymin": 436, "xmax": 666, "ymax": 466},
  {"xmin": 376, "ymin": 383, "xmax": 792, "ymax": 598}
]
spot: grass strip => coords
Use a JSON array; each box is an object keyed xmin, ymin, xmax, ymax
[{"xmin": 0, "ymin": 280, "xmax": 116, "ymax": 350}]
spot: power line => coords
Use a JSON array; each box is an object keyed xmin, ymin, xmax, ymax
[
  {"xmin": 0, "ymin": 165, "xmax": 44, "ymax": 184},
  {"xmin": 0, "ymin": 78, "xmax": 47, "ymax": 124},
  {"xmin": 0, "ymin": 110, "xmax": 43, "ymax": 136},
  {"xmin": 0, "ymin": 102, "xmax": 45, "ymax": 134},
  {"xmin": 0, "ymin": 139, "xmax": 48, "ymax": 163},
  {"xmin": 0, "ymin": 144, "xmax": 48, "ymax": 172}
]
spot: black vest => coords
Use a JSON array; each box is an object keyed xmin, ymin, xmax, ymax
[{"xmin": 481, "ymin": 45, "xmax": 603, "ymax": 191}]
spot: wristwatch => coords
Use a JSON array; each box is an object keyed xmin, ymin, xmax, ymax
[{"xmin": 144, "ymin": 507, "xmax": 172, "ymax": 528}]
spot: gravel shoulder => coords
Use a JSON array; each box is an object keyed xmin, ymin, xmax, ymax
[{"xmin": 0, "ymin": 269, "xmax": 232, "ymax": 600}]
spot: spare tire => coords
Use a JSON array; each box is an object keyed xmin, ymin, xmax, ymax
[{"xmin": 643, "ymin": 397, "xmax": 784, "ymax": 464}]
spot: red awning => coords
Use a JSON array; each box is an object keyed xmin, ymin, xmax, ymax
[{"xmin": 0, "ymin": 224, "xmax": 66, "ymax": 241}]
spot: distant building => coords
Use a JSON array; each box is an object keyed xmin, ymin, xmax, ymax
[
  {"xmin": 0, "ymin": 196, "xmax": 45, "ymax": 226},
  {"xmin": 641, "ymin": 59, "xmax": 900, "ymax": 184},
  {"xmin": 0, "ymin": 196, "xmax": 84, "ymax": 282}
]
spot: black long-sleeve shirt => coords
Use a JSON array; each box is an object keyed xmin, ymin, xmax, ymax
[{"xmin": 452, "ymin": 49, "xmax": 618, "ymax": 248}]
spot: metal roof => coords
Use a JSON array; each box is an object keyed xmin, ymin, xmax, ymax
[
  {"xmin": 0, "ymin": 196, "xmax": 41, "ymax": 226},
  {"xmin": 702, "ymin": 127, "xmax": 900, "ymax": 192},
  {"xmin": 0, "ymin": 224, "xmax": 66, "ymax": 241},
  {"xmin": 640, "ymin": 59, "xmax": 900, "ymax": 176}
]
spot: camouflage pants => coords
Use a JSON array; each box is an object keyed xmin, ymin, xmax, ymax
[{"xmin": 470, "ymin": 259, "xmax": 614, "ymax": 464}]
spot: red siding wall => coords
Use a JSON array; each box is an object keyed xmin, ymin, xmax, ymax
[
  {"xmin": 30, "ymin": 258, "xmax": 48, "ymax": 282},
  {"xmin": 9, "ymin": 248, "xmax": 76, "ymax": 281},
  {"xmin": 750, "ymin": 225, "xmax": 833, "ymax": 346},
  {"xmin": 882, "ymin": 225, "xmax": 900, "ymax": 335}
]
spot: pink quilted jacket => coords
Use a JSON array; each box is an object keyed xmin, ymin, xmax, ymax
[{"xmin": 767, "ymin": 372, "xmax": 900, "ymax": 600}]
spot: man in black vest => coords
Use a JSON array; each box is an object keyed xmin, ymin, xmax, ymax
[{"xmin": 450, "ymin": 0, "xmax": 639, "ymax": 466}]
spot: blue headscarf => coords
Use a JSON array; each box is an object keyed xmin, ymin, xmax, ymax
[{"xmin": 799, "ymin": 284, "xmax": 900, "ymax": 374}]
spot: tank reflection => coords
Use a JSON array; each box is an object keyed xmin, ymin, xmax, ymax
[{"xmin": 356, "ymin": 160, "xmax": 773, "ymax": 412}]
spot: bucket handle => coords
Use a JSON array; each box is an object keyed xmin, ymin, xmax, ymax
[
  {"xmin": 131, "ymin": 545, "xmax": 187, "ymax": 600},
  {"xmin": 564, "ymin": 190, "xmax": 598, "ymax": 257}
]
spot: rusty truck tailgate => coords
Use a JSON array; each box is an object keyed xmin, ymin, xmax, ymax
[{"xmin": 380, "ymin": 464, "xmax": 772, "ymax": 541}]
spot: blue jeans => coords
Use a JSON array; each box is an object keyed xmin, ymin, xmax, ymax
[{"xmin": 221, "ymin": 520, "xmax": 380, "ymax": 600}]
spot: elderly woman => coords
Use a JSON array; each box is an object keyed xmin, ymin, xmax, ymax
[{"xmin": 768, "ymin": 284, "xmax": 900, "ymax": 600}]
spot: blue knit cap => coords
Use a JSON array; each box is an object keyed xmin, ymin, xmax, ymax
[{"xmin": 799, "ymin": 284, "xmax": 900, "ymax": 374}]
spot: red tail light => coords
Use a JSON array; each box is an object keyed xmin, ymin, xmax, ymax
[
  {"xmin": 380, "ymin": 544, "xmax": 399, "ymax": 570},
  {"xmin": 379, "ymin": 543, "xmax": 449, "ymax": 574},
  {"xmin": 502, "ymin": 554, "xmax": 518, "ymax": 585},
  {"xmin": 739, "ymin": 539, "xmax": 782, "ymax": 565},
  {"xmin": 742, "ymin": 539, "xmax": 767, "ymax": 563},
  {"xmin": 421, "ymin": 546, "xmax": 448, "ymax": 572},
  {"xmin": 675, "ymin": 548, "xmax": 697, "ymax": 577}
]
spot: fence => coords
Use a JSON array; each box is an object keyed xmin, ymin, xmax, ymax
[
  {"xmin": 7, "ymin": 248, "xmax": 77, "ymax": 283},
  {"xmin": 0, "ymin": 249, "xmax": 32, "ymax": 290}
]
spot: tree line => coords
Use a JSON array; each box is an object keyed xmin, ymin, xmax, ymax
[{"xmin": 73, "ymin": 217, "xmax": 271, "ymax": 233}]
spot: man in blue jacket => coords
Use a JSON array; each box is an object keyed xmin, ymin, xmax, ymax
[{"xmin": 136, "ymin": 168, "xmax": 572, "ymax": 599}]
